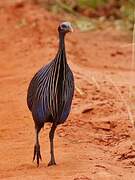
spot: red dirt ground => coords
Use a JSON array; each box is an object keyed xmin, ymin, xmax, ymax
[{"xmin": 0, "ymin": 1, "xmax": 135, "ymax": 180}]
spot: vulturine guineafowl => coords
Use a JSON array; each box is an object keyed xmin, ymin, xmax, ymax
[{"xmin": 27, "ymin": 22, "xmax": 74, "ymax": 166}]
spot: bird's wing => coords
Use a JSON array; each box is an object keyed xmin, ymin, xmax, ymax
[
  {"xmin": 27, "ymin": 62, "xmax": 53, "ymax": 111},
  {"xmin": 59, "ymin": 67, "xmax": 74, "ymax": 123}
]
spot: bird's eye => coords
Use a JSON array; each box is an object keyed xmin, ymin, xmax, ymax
[{"xmin": 61, "ymin": 24, "xmax": 67, "ymax": 29}]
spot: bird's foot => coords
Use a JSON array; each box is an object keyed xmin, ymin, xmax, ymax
[
  {"xmin": 33, "ymin": 144, "xmax": 42, "ymax": 167},
  {"xmin": 48, "ymin": 159, "xmax": 56, "ymax": 166}
]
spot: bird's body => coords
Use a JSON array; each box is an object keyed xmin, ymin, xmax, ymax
[
  {"xmin": 27, "ymin": 22, "xmax": 74, "ymax": 166},
  {"xmin": 27, "ymin": 50, "xmax": 74, "ymax": 126}
]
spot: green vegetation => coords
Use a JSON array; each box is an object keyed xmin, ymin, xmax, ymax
[
  {"xmin": 76, "ymin": 0, "xmax": 108, "ymax": 9},
  {"xmin": 33, "ymin": 0, "xmax": 135, "ymax": 31}
]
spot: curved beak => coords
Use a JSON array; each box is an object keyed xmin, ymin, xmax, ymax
[{"xmin": 68, "ymin": 24, "xmax": 73, "ymax": 32}]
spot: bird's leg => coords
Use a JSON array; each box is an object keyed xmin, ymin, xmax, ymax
[
  {"xmin": 48, "ymin": 123, "xmax": 57, "ymax": 166},
  {"xmin": 33, "ymin": 128, "xmax": 42, "ymax": 167}
]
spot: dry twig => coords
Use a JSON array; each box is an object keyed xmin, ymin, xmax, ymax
[
  {"xmin": 75, "ymin": 86, "xmax": 85, "ymax": 96},
  {"xmin": 129, "ymin": 15, "xmax": 135, "ymax": 98},
  {"xmin": 91, "ymin": 76, "xmax": 100, "ymax": 91}
]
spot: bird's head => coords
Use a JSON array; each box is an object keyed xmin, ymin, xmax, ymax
[{"xmin": 58, "ymin": 22, "xmax": 73, "ymax": 34}]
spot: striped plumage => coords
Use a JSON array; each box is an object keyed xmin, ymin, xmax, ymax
[{"xmin": 27, "ymin": 22, "xmax": 74, "ymax": 166}]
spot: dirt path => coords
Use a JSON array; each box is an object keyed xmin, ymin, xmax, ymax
[{"xmin": 0, "ymin": 2, "xmax": 135, "ymax": 180}]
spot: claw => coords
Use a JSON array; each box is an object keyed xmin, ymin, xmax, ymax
[
  {"xmin": 33, "ymin": 144, "xmax": 42, "ymax": 167},
  {"xmin": 48, "ymin": 159, "xmax": 56, "ymax": 166}
]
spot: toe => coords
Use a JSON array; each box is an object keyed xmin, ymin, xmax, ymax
[
  {"xmin": 48, "ymin": 160, "xmax": 56, "ymax": 166},
  {"xmin": 33, "ymin": 144, "xmax": 42, "ymax": 166}
]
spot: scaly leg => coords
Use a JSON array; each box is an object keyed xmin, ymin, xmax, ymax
[
  {"xmin": 33, "ymin": 128, "xmax": 42, "ymax": 167},
  {"xmin": 48, "ymin": 123, "xmax": 57, "ymax": 166}
]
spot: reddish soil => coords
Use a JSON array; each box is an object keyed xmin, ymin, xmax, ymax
[{"xmin": 0, "ymin": 1, "xmax": 135, "ymax": 180}]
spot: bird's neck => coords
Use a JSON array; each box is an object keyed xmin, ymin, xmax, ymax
[
  {"xmin": 54, "ymin": 32, "xmax": 67, "ymax": 81},
  {"xmin": 59, "ymin": 32, "xmax": 65, "ymax": 51},
  {"xmin": 56, "ymin": 32, "xmax": 67, "ymax": 65}
]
